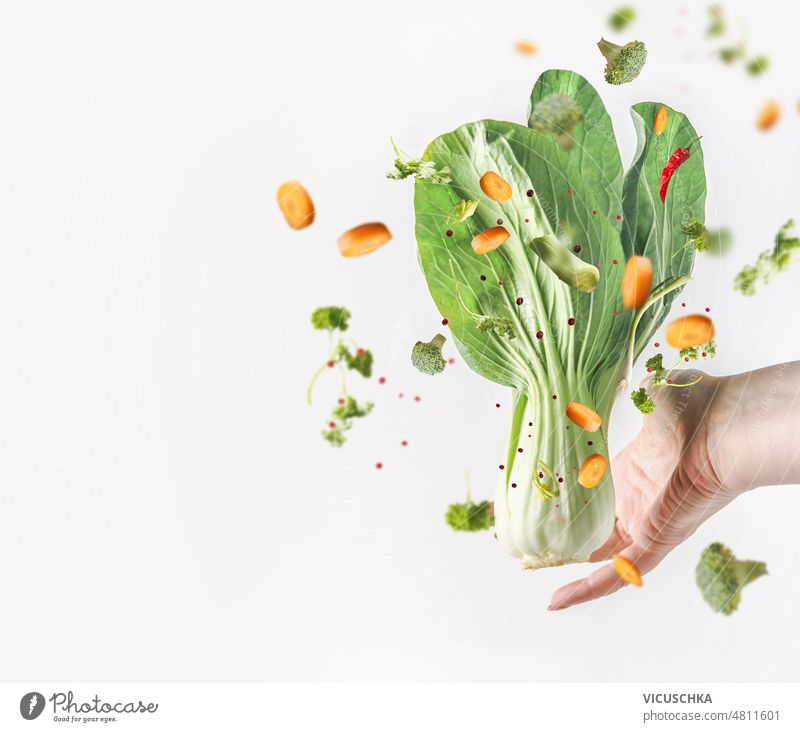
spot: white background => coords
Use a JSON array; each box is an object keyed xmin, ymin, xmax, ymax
[{"xmin": 0, "ymin": 0, "xmax": 798, "ymax": 682}]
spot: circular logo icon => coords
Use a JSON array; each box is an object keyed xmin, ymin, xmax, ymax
[{"xmin": 20, "ymin": 692, "xmax": 45, "ymax": 720}]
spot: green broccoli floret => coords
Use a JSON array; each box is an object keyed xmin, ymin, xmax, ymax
[
  {"xmin": 311, "ymin": 306, "xmax": 351, "ymax": 331},
  {"xmin": 529, "ymin": 94, "xmax": 584, "ymax": 150},
  {"xmin": 645, "ymin": 353, "xmax": 666, "ymax": 386},
  {"xmin": 681, "ymin": 218, "xmax": 710, "ymax": 253},
  {"xmin": 608, "ymin": 6, "xmax": 636, "ymax": 31},
  {"xmin": 411, "ymin": 333, "xmax": 447, "ymax": 375},
  {"xmin": 597, "ymin": 38, "xmax": 647, "ymax": 85},
  {"xmin": 445, "ymin": 500, "xmax": 493, "ymax": 532},
  {"xmin": 631, "ymin": 387, "xmax": 656, "ymax": 414},
  {"xmin": 746, "ymin": 56, "xmax": 770, "ymax": 76},
  {"xmin": 695, "ymin": 542, "xmax": 768, "ymax": 615},
  {"xmin": 476, "ymin": 316, "xmax": 516, "ymax": 339}
]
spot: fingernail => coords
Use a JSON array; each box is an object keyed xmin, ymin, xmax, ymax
[{"xmin": 547, "ymin": 604, "xmax": 565, "ymax": 611}]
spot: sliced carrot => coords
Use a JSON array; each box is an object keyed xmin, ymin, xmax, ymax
[
  {"xmin": 514, "ymin": 40, "xmax": 538, "ymax": 55},
  {"xmin": 653, "ymin": 105, "xmax": 668, "ymax": 135},
  {"xmin": 621, "ymin": 255, "xmax": 653, "ymax": 310},
  {"xmin": 338, "ymin": 223, "xmax": 392, "ymax": 258},
  {"xmin": 276, "ymin": 181, "xmax": 315, "ymax": 230},
  {"xmin": 756, "ymin": 101, "xmax": 781, "ymax": 131},
  {"xmin": 665, "ymin": 314, "xmax": 715, "ymax": 349},
  {"xmin": 566, "ymin": 401, "xmax": 602, "ymax": 432},
  {"xmin": 613, "ymin": 554, "xmax": 643, "ymax": 587},
  {"xmin": 479, "ymin": 172, "xmax": 513, "ymax": 203},
  {"xmin": 578, "ymin": 453, "xmax": 607, "ymax": 489},
  {"xmin": 471, "ymin": 226, "xmax": 509, "ymax": 254}
]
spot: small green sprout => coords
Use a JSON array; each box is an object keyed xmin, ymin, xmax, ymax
[
  {"xmin": 336, "ymin": 343, "xmax": 373, "ymax": 378},
  {"xmin": 411, "ymin": 334, "xmax": 447, "ymax": 375},
  {"xmin": 445, "ymin": 471, "xmax": 494, "ymax": 532},
  {"xmin": 680, "ymin": 340, "xmax": 716, "ymax": 361},
  {"xmin": 447, "ymin": 199, "xmax": 479, "ymax": 225},
  {"xmin": 597, "ymin": 38, "xmax": 647, "ymax": 85},
  {"xmin": 746, "ymin": 56, "xmax": 770, "ymax": 76},
  {"xmin": 631, "ymin": 387, "xmax": 656, "ymax": 414},
  {"xmin": 608, "ymin": 6, "xmax": 636, "ymax": 31},
  {"xmin": 695, "ymin": 542, "xmax": 767, "ymax": 615},
  {"xmin": 706, "ymin": 5, "xmax": 726, "ymax": 37},
  {"xmin": 311, "ymin": 306, "xmax": 350, "ymax": 332},
  {"xmin": 735, "ymin": 219, "xmax": 800, "ymax": 296},
  {"xmin": 322, "ymin": 397, "xmax": 374, "ymax": 447},
  {"xmin": 718, "ymin": 46, "xmax": 745, "ymax": 64},
  {"xmin": 386, "ymin": 138, "xmax": 451, "ymax": 183}
]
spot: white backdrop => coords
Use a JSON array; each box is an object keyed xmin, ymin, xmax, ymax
[{"xmin": 0, "ymin": 0, "xmax": 799, "ymax": 681}]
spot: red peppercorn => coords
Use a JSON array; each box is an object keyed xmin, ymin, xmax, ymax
[{"xmin": 536, "ymin": 331, "xmax": 544, "ymax": 339}]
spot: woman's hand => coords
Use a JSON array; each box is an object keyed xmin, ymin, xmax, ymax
[
  {"xmin": 549, "ymin": 361, "xmax": 800, "ymax": 610},
  {"xmin": 549, "ymin": 370, "xmax": 732, "ymax": 610}
]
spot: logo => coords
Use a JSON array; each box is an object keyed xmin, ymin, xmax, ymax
[{"xmin": 20, "ymin": 692, "xmax": 45, "ymax": 720}]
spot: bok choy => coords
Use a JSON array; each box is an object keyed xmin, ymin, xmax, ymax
[{"xmin": 409, "ymin": 70, "xmax": 706, "ymax": 569}]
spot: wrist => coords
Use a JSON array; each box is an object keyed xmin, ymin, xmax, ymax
[{"xmin": 706, "ymin": 363, "xmax": 800, "ymax": 494}]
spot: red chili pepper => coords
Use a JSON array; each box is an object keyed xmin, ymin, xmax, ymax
[{"xmin": 659, "ymin": 137, "xmax": 701, "ymax": 203}]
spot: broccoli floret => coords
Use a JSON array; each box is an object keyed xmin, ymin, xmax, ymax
[
  {"xmin": 631, "ymin": 387, "xmax": 656, "ymax": 414},
  {"xmin": 411, "ymin": 333, "xmax": 447, "ymax": 375},
  {"xmin": 529, "ymin": 94, "xmax": 584, "ymax": 150},
  {"xmin": 477, "ymin": 316, "xmax": 516, "ymax": 339},
  {"xmin": 445, "ymin": 500, "xmax": 493, "ymax": 532},
  {"xmin": 597, "ymin": 38, "xmax": 647, "ymax": 85},
  {"xmin": 681, "ymin": 218, "xmax": 710, "ymax": 253},
  {"xmin": 695, "ymin": 542, "xmax": 768, "ymax": 615},
  {"xmin": 311, "ymin": 306, "xmax": 350, "ymax": 331}
]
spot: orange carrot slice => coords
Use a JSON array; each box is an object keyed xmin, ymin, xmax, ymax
[
  {"xmin": 471, "ymin": 226, "xmax": 509, "ymax": 254},
  {"xmin": 338, "ymin": 223, "xmax": 392, "ymax": 258},
  {"xmin": 653, "ymin": 105, "xmax": 668, "ymax": 135},
  {"xmin": 665, "ymin": 314, "xmax": 715, "ymax": 349},
  {"xmin": 566, "ymin": 401, "xmax": 602, "ymax": 432},
  {"xmin": 276, "ymin": 181, "xmax": 315, "ymax": 230},
  {"xmin": 578, "ymin": 453, "xmax": 607, "ymax": 489},
  {"xmin": 621, "ymin": 255, "xmax": 653, "ymax": 310},
  {"xmin": 613, "ymin": 554, "xmax": 643, "ymax": 587},
  {"xmin": 514, "ymin": 40, "xmax": 538, "ymax": 55},
  {"xmin": 756, "ymin": 101, "xmax": 781, "ymax": 131},
  {"xmin": 479, "ymin": 172, "xmax": 513, "ymax": 203}
]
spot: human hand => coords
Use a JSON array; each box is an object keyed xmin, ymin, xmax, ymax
[{"xmin": 549, "ymin": 370, "xmax": 732, "ymax": 610}]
